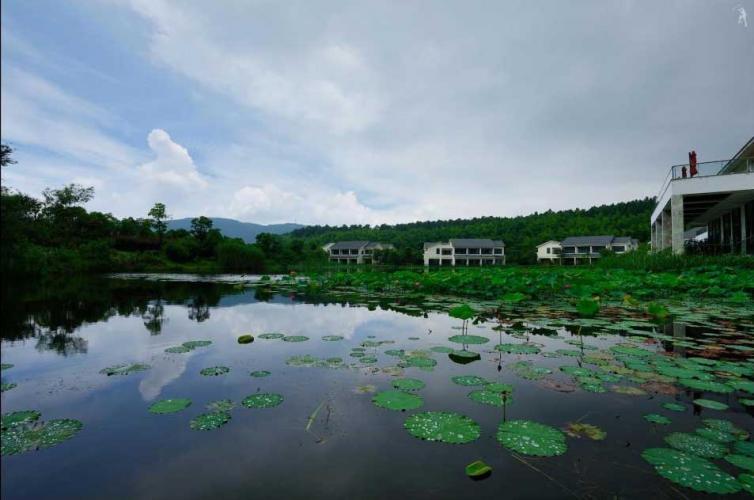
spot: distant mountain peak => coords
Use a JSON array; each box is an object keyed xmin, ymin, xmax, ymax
[{"xmin": 166, "ymin": 217, "xmax": 303, "ymax": 243}]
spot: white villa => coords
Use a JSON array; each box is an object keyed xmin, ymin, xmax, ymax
[
  {"xmin": 423, "ymin": 239, "xmax": 505, "ymax": 266},
  {"xmin": 323, "ymin": 241, "xmax": 395, "ymax": 264},
  {"xmin": 650, "ymin": 136, "xmax": 754, "ymax": 255},
  {"xmin": 536, "ymin": 236, "xmax": 638, "ymax": 264}
]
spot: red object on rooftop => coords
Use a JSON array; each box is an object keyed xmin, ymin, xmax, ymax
[{"xmin": 689, "ymin": 150, "xmax": 698, "ymax": 177}]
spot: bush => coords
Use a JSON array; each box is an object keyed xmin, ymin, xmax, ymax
[
  {"xmin": 165, "ymin": 238, "xmax": 198, "ymax": 263},
  {"xmin": 216, "ymin": 240, "xmax": 266, "ymax": 273}
]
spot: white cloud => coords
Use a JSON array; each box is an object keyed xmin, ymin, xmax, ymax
[{"xmin": 138, "ymin": 129, "xmax": 207, "ymax": 190}]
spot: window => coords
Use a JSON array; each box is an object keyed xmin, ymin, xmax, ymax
[
  {"xmin": 563, "ymin": 246, "xmax": 575, "ymax": 254},
  {"xmin": 552, "ymin": 247, "xmax": 561, "ymax": 254},
  {"xmin": 436, "ymin": 248, "xmax": 440, "ymax": 254},
  {"xmin": 468, "ymin": 248, "xmax": 480, "ymax": 254},
  {"xmin": 481, "ymin": 248, "xmax": 492, "ymax": 255},
  {"xmin": 577, "ymin": 246, "xmax": 590, "ymax": 254},
  {"xmin": 441, "ymin": 248, "xmax": 452, "ymax": 255},
  {"xmin": 612, "ymin": 245, "xmax": 625, "ymax": 253},
  {"xmin": 350, "ymin": 249, "xmax": 359, "ymax": 255},
  {"xmin": 494, "ymin": 248, "xmax": 502, "ymax": 254},
  {"xmin": 455, "ymin": 248, "xmax": 467, "ymax": 254},
  {"xmin": 591, "ymin": 245, "xmax": 606, "ymax": 253},
  {"xmin": 546, "ymin": 248, "xmax": 551, "ymax": 254},
  {"xmin": 332, "ymin": 249, "xmax": 340, "ymax": 255}
]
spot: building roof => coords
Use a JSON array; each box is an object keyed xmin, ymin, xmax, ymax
[
  {"xmin": 612, "ymin": 236, "xmax": 634, "ymax": 245},
  {"xmin": 423, "ymin": 242, "xmax": 443, "ymax": 250},
  {"xmin": 449, "ymin": 238, "xmax": 505, "ymax": 248},
  {"xmin": 536, "ymin": 240, "xmax": 561, "ymax": 248},
  {"xmin": 365, "ymin": 242, "xmax": 394, "ymax": 249},
  {"xmin": 560, "ymin": 236, "xmax": 615, "ymax": 247},
  {"xmin": 329, "ymin": 241, "xmax": 370, "ymax": 250}
]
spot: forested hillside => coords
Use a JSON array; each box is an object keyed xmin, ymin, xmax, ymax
[{"xmin": 291, "ymin": 198, "xmax": 655, "ymax": 264}]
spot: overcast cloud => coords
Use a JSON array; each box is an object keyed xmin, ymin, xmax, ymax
[{"xmin": 1, "ymin": 0, "xmax": 752, "ymax": 224}]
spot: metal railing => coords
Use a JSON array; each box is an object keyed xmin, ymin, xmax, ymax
[{"xmin": 655, "ymin": 157, "xmax": 754, "ymax": 204}]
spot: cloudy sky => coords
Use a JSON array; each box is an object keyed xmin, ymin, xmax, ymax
[{"xmin": 1, "ymin": 1, "xmax": 752, "ymax": 225}]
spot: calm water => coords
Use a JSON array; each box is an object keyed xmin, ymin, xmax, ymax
[{"xmin": 1, "ymin": 275, "xmax": 753, "ymax": 499}]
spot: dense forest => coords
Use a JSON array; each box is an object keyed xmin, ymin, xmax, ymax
[
  {"xmin": 291, "ymin": 198, "xmax": 654, "ymax": 264},
  {"xmin": 2, "ymin": 143, "xmax": 655, "ymax": 274}
]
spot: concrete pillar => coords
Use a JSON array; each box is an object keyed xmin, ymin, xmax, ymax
[
  {"xmin": 671, "ymin": 195, "xmax": 684, "ymax": 255},
  {"xmin": 651, "ymin": 222, "xmax": 657, "ymax": 251},
  {"xmin": 661, "ymin": 211, "xmax": 671, "ymax": 251},
  {"xmin": 742, "ymin": 205, "xmax": 747, "ymax": 255}
]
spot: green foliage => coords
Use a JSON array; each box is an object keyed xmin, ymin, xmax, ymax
[
  {"xmin": 576, "ymin": 297, "xmax": 600, "ymax": 318},
  {"xmin": 148, "ymin": 398, "xmax": 192, "ymax": 414},
  {"xmin": 496, "ymin": 420, "xmax": 567, "ymax": 456},
  {"xmin": 372, "ymin": 390, "xmax": 424, "ymax": 411},
  {"xmin": 404, "ymin": 411, "xmax": 481, "ymax": 444},
  {"xmin": 642, "ymin": 447, "xmax": 741, "ymax": 494},
  {"xmin": 465, "ymin": 460, "xmax": 492, "ymax": 478}
]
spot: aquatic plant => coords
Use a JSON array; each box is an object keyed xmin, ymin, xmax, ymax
[
  {"xmin": 353, "ymin": 384, "xmax": 377, "ymax": 394},
  {"xmin": 250, "ymin": 370, "xmax": 271, "ymax": 378},
  {"xmin": 564, "ymin": 423, "xmax": 606, "ymax": 440},
  {"xmin": 165, "ymin": 346, "xmax": 192, "ymax": 354},
  {"xmin": 321, "ymin": 335, "xmax": 344, "ymax": 341},
  {"xmin": 576, "ymin": 298, "xmax": 600, "ymax": 318},
  {"xmin": 242, "ymin": 393, "xmax": 284, "ymax": 409},
  {"xmin": 664, "ymin": 432, "xmax": 728, "ymax": 459},
  {"xmin": 642, "ymin": 447, "xmax": 741, "ymax": 494},
  {"xmin": 1, "ymin": 382, "xmax": 18, "ymax": 392},
  {"xmin": 237, "ymin": 335, "xmax": 254, "ymax": 344},
  {"xmin": 465, "ymin": 460, "xmax": 492, "ymax": 478},
  {"xmin": 662, "ymin": 402, "xmax": 686, "ymax": 412},
  {"xmin": 392, "ymin": 378, "xmax": 425, "ymax": 391},
  {"xmin": 496, "ymin": 420, "xmax": 567, "ymax": 457},
  {"xmin": 467, "ymin": 390, "xmax": 511, "ymax": 407},
  {"xmin": 404, "ymin": 411, "xmax": 480, "ymax": 444},
  {"xmin": 495, "ymin": 343, "xmax": 541, "ymax": 354},
  {"xmin": 200, "ymin": 366, "xmax": 230, "ymax": 376},
  {"xmin": 182, "ymin": 340, "xmax": 212, "ymax": 349},
  {"xmin": 1, "ymin": 418, "xmax": 83, "ymax": 456},
  {"xmin": 258, "ymin": 333, "xmax": 285, "ymax": 340},
  {"xmin": 206, "ymin": 400, "xmax": 235, "ymax": 412},
  {"xmin": 372, "ymin": 390, "xmax": 423, "ymax": 411},
  {"xmin": 448, "ymin": 335, "xmax": 489, "ymax": 345},
  {"xmin": 643, "ymin": 414, "xmax": 671, "ymax": 425},
  {"xmin": 99, "ymin": 363, "xmax": 151, "ymax": 376},
  {"xmin": 2, "ymin": 410, "xmax": 41, "ymax": 429},
  {"xmin": 1, "ymin": 364, "xmax": 14, "ymax": 370},
  {"xmin": 693, "ymin": 399, "xmax": 729, "ymax": 410},
  {"xmin": 282, "ymin": 335, "xmax": 309, "ymax": 342},
  {"xmin": 509, "ymin": 360, "xmax": 551, "ymax": 380},
  {"xmin": 148, "ymin": 398, "xmax": 192, "ymax": 414},
  {"xmin": 451, "ymin": 375, "xmax": 488, "ymax": 386},
  {"xmin": 190, "ymin": 412, "xmax": 231, "ymax": 431}
]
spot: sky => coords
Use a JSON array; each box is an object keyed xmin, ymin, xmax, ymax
[{"xmin": 1, "ymin": 0, "xmax": 752, "ymax": 225}]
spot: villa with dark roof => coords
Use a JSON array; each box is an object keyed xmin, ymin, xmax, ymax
[
  {"xmin": 423, "ymin": 239, "xmax": 505, "ymax": 266},
  {"xmin": 323, "ymin": 241, "xmax": 395, "ymax": 264},
  {"xmin": 537, "ymin": 236, "xmax": 638, "ymax": 264}
]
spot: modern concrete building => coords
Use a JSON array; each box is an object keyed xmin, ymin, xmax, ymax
[
  {"xmin": 324, "ymin": 241, "xmax": 395, "ymax": 264},
  {"xmin": 536, "ymin": 240, "xmax": 562, "ymax": 263},
  {"xmin": 544, "ymin": 236, "xmax": 639, "ymax": 265},
  {"xmin": 650, "ymin": 137, "xmax": 754, "ymax": 255},
  {"xmin": 423, "ymin": 239, "xmax": 505, "ymax": 266}
]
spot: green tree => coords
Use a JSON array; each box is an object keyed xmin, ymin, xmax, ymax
[
  {"xmin": 1, "ymin": 144, "xmax": 17, "ymax": 167},
  {"xmin": 148, "ymin": 203, "xmax": 168, "ymax": 246},
  {"xmin": 190, "ymin": 216, "xmax": 213, "ymax": 241}
]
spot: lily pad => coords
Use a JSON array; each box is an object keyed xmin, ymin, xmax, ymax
[
  {"xmin": 703, "ymin": 419, "xmax": 749, "ymax": 440},
  {"xmin": 451, "ymin": 375, "xmax": 488, "ymax": 386},
  {"xmin": 242, "ymin": 393, "xmax": 284, "ymax": 409},
  {"xmin": 165, "ymin": 346, "xmax": 192, "ymax": 354},
  {"xmin": 644, "ymin": 414, "xmax": 672, "ymax": 425},
  {"xmin": 724, "ymin": 454, "xmax": 754, "ymax": 472},
  {"xmin": 564, "ymin": 422, "xmax": 606, "ymax": 440},
  {"xmin": 404, "ymin": 356, "xmax": 437, "ymax": 369},
  {"xmin": 693, "ymin": 399, "xmax": 729, "ymax": 411},
  {"xmin": 664, "ymin": 432, "xmax": 728, "ymax": 458},
  {"xmin": 1, "ymin": 410, "xmax": 41, "ymax": 429},
  {"xmin": 485, "ymin": 382, "xmax": 514, "ymax": 393},
  {"xmin": 1, "ymin": 418, "xmax": 83, "ymax": 456},
  {"xmin": 372, "ymin": 390, "xmax": 424, "ymax": 411},
  {"xmin": 190, "ymin": 412, "xmax": 231, "ymax": 431},
  {"xmin": 258, "ymin": 333, "xmax": 285, "ymax": 340},
  {"xmin": 200, "ymin": 366, "xmax": 230, "ymax": 376},
  {"xmin": 392, "ymin": 378, "xmax": 425, "ymax": 391},
  {"xmin": 465, "ymin": 460, "xmax": 492, "ymax": 479},
  {"xmin": 99, "ymin": 363, "xmax": 151, "ymax": 376},
  {"xmin": 282, "ymin": 335, "xmax": 309, "ymax": 343},
  {"xmin": 0, "ymin": 364, "xmax": 13, "ymax": 371},
  {"xmin": 1, "ymin": 383, "xmax": 18, "ymax": 392},
  {"xmin": 182, "ymin": 340, "xmax": 212, "ymax": 349},
  {"xmin": 662, "ymin": 402, "xmax": 686, "ymax": 412},
  {"xmin": 404, "ymin": 411, "xmax": 480, "ymax": 444},
  {"xmin": 468, "ymin": 390, "xmax": 512, "ymax": 407},
  {"xmin": 735, "ymin": 441, "xmax": 754, "ymax": 457},
  {"xmin": 321, "ymin": 335, "xmax": 344, "ymax": 341},
  {"xmin": 149, "ymin": 398, "xmax": 192, "ymax": 414},
  {"xmin": 495, "ymin": 343, "xmax": 541, "ymax": 355},
  {"xmin": 496, "ymin": 420, "xmax": 567, "ymax": 457},
  {"xmin": 430, "ymin": 346, "xmax": 453, "ymax": 353},
  {"xmin": 611, "ymin": 385, "xmax": 646, "ymax": 396},
  {"xmin": 680, "ymin": 378, "xmax": 733, "ymax": 394},
  {"xmin": 642, "ymin": 447, "xmax": 741, "ymax": 494},
  {"xmin": 250, "ymin": 370, "xmax": 271, "ymax": 378},
  {"xmin": 448, "ymin": 335, "xmax": 489, "ymax": 345},
  {"xmin": 237, "ymin": 335, "xmax": 254, "ymax": 344}
]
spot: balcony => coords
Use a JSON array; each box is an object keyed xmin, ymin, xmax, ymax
[{"xmin": 655, "ymin": 158, "xmax": 754, "ymax": 205}]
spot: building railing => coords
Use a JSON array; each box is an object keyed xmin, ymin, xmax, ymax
[{"xmin": 655, "ymin": 157, "xmax": 754, "ymax": 204}]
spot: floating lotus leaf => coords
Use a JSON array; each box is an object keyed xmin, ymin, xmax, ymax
[
  {"xmin": 404, "ymin": 356, "xmax": 437, "ymax": 368},
  {"xmin": 242, "ymin": 393, "xmax": 284, "ymax": 409},
  {"xmin": 448, "ymin": 335, "xmax": 489, "ymax": 345},
  {"xmin": 468, "ymin": 390, "xmax": 512, "ymax": 407},
  {"xmin": 360, "ymin": 356, "xmax": 378, "ymax": 364},
  {"xmin": 465, "ymin": 459, "xmax": 492, "ymax": 478},
  {"xmin": 250, "ymin": 370, "xmax": 271, "ymax": 378},
  {"xmin": 642, "ymin": 447, "xmax": 741, "ymax": 494},
  {"xmin": 1, "ymin": 364, "xmax": 14, "ymax": 370},
  {"xmin": 728, "ymin": 380, "xmax": 754, "ymax": 394},
  {"xmin": 404, "ymin": 411, "xmax": 480, "ymax": 444},
  {"xmin": 560, "ymin": 366, "xmax": 592, "ymax": 377},
  {"xmin": 485, "ymin": 382, "xmax": 514, "ymax": 393},
  {"xmin": 392, "ymin": 378, "xmax": 425, "ymax": 391},
  {"xmin": 183, "ymin": 340, "xmax": 212, "ymax": 349},
  {"xmin": 430, "ymin": 346, "xmax": 454, "ymax": 353},
  {"xmin": 696, "ymin": 427, "xmax": 736, "ymax": 443},
  {"xmin": 576, "ymin": 298, "xmax": 600, "ymax": 318},
  {"xmin": 237, "ymin": 335, "xmax": 254, "ymax": 344},
  {"xmin": 206, "ymin": 400, "xmax": 235, "ymax": 412},
  {"xmin": 149, "ymin": 398, "xmax": 192, "ymax": 414},
  {"xmin": 353, "ymin": 384, "xmax": 377, "ymax": 394},
  {"xmin": 99, "ymin": 363, "xmax": 151, "ymax": 376},
  {"xmin": 200, "ymin": 366, "xmax": 230, "ymax": 376},
  {"xmin": 580, "ymin": 382, "xmax": 607, "ymax": 393},
  {"xmin": 680, "ymin": 378, "xmax": 733, "ymax": 394},
  {"xmin": 362, "ymin": 340, "xmax": 382, "ymax": 347},
  {"xmin": 165, "ymin": 346, "xmax": 191, "ymax": 354},
  {"xmin": 501, "ymin": 292, "xmax": 527, "ymax": 303},
  {"xmin": 495, "ymin": 343, "xmax": 541, "ymax": 354},
  {"xmin": 1, "ymin": 382, "xmax": 17, "ymax": 392},
  {"xmin": 735, "ymin": 441, "xmax": 754, "ymax": 457},
  {"xmin": 496, "ymin": 420, "xmax": 567, "ymax": 457},
  {"xmin": 286, "ymin": 355, "xmax": 318, "ymax": 367},
  {"xmin": 556, "ymin": 349, "xmax": 583, "ymax": 357},
  {"xmin": 372, "ymin": 390, "xmax": 424, "ymax": 411},
  {"xmin": 564, "ymin": 422, "xmax": 606, "ymax": 440},
  {"xmin": 1, "ymin": 418, "xmax": 83, "ymax": 456},
  {"xmin": 385, "ymin": 349, "xmax": 406, "ymax": 357},
  {"xmin": 282, "ymin": 335, "xmax": 309, "ymax": 342},
  {"xmin": 321, "ymin": 335, "xmax": 344, "ymax": 341},
  {"xmin": 693, "ymin": 399, "xmax": 729, "ymax": 410},
  {"xmin": 449, "ymin": 304, "xmax": 476, "ymax": 320},
  {"xmin": 446, "ymin": 375, "xmax": 486, "ymax": 388},
  {"xmin": 611, "ymin": 385, "xmax": 646, "ymax": 396},
  {"xmin": 350, "ymin": 352, "xmax": 365, "ymax": 358},
  {"xmin": 509, "ymin": 360, "xmax": 552, "ymax": 380},
  {"xmin": 610, "ymin": 344, "xmax": 652, "ymax": 357},
  {"xmin": 2, "ymin": 410, "xmax": 41, "ymax": 429},
  {"xmin": 190, "ymin": 411, "xmax": 231, "ymax": 431},
  {"xmin": 740, "ymin": 398, "xmax": 754, "ymax": 407},
  {"xmin": 644, "ymin": 413, "xmax": 672, "ymax": 425},
  {"xmin": 724, "ymin": 454, "xmax": 754, "ymax": 472},
  {"xmin": 663, "ymin": 402, "xmax": 686, "ymax": 412},
  {"xmin": 740, "ymin": 474, "xmax": 754, "ymax": 495},
  {"xmin": 448, "ymin": 350, "xmax": 481, "ymax": 364},
  {"xmin": 664, "ymin": 432, "xmax": 728, "ymax": 458},
  {"xmin": 258, "ymin": 333, "xmax": 284, "ymax": 340}
]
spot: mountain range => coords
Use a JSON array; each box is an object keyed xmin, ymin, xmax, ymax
[{"xmin": 167, "ymin": 217, "xmax": 303, "ymax": 243}]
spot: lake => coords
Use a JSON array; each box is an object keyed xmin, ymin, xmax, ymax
[{"xmin": 1, "ymin": 275, "xmax": 753, "ymax": 499}]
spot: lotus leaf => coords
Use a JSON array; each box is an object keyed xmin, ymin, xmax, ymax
[
  {"xmin": 664, "ymin": 432, "xmax": 728, "ymax": 458},
  {"xmin": 149, "ymin": 398, "xmax": 192, "ymax": 414},
  {"xmin": 611, "ymin": 385, "xmax": 646, "ymax": 396},
  {"xmin": 449, "ymin": 304, "xmax": 475, "ymax": 320},
  {"xmin": 680, "ymin": 378, "xmax": 733, "ymax": 394},
  {"xmin": 448, "ymin": 335, "xmax": 489, "ymax": 345},
  {"xmin": 735, "ymin": 441, "xmax": 754, "ymax": 457},
  {"xmin": 242, "ymin": 393, "xmax": 284, "ymax": 409},
  {"xmin": 404, "ymin": 356, "xmax": 437, "ymax": 368},
  {"xmin": 321, "ymin": 335, "xmax": 344, "ymax": 341},
  {"xmin": 485, "ymin": 382, "xmax": 514, "ymax": 393},
  {"xmin": 0, "ymin": 364, "xmax": 13, "ymax": 370},
  {"xmin": 663, "ymin": 402, "xmax": 686, "ymax": 412},
  {"xmin": 206, "ymin": 400, "xmax": 235, "ymax": 412},
  {"xmin": 250, "ymin": 370, "xmax": 271, "ymax": 378},
  {"xmin": 430, "ymin": 346, "xmax": 453, "ymax": 353},
  {"xmin": 165, "ymin": 346, "xmax": 192, "ymax": 354},
  {"xmin": 404, "ymin": 411, "xmax": 480, "ymax": 444},
  {"xmin": 740, "ymin": 474, "xmax": 754, "ymax": 494},
  {"xmin": 451, "ymin": 375, "xmax": 488, "ymax": 386},
  {"xmin": 392, "ymin": 378, "xmax": 425, "ymax": 391},
  {"xmin": 99, "ymin": 363, "xmax": 151, "ymax": 376},
  {"xmin": 641, "ymin": 447, "xmax": 741, "ymax": 494},
  {"xmin": 372, "ymin": 390, "xmax": 424, "ymax": 411},
  {"xmin": 282, "ymin": 335, "xmax": 309, "ymax": 342},
  {"xmin": 496, "ymin": 420, "xmax": 567, "ymax": 457},
  {"xmin": 182, "ymin": 340, "xmax": 212, "ymax": 349},
  {"xmin": 564, "ymin": 422, "xmax": 606, "ymax": 440},
  {"xmin": 644, "ymin": 414, "xmax": 672, "ymax": 425},
  {"xmin": 495, "ymin": 343, "xmax": 541, "ymax": 355},
  {"xmin": 1, "ymin": 418, "xmax": 83, "ymax": 456},
  {"xmin": 693, "ymin": 399, "xmax": 729, "ymax": 410},
  {"xmin": 725, "ymin": 454, "xmax": 754, "ymax": 472},
  {"xmin": 200, "ymin": 366, "xmax": 230, "ymax": 376},
  {"xmin": 2, "ymin": 410, "xmax": 41, "ymax": 429},
  {"xmin": 258, "ymin": 333, "xmax": 285, "ymax": 340},
  {"xmin": 465, "ymin": 459, "xmax": 492, "ymax": 478},
  {"xmin": 468, "ymin": 390, "xmax": 512, "ymax": 407},
  {"xmin": 385, "ymin": 349, "xmax": 406, "ymax": 357},
  {"xmin": 190, "ymin": 411, "xmax": 231, "ymax": 431},
  {"xmin": 237, "ymin": 335, "xmax": 254, "ymax": 344}
]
